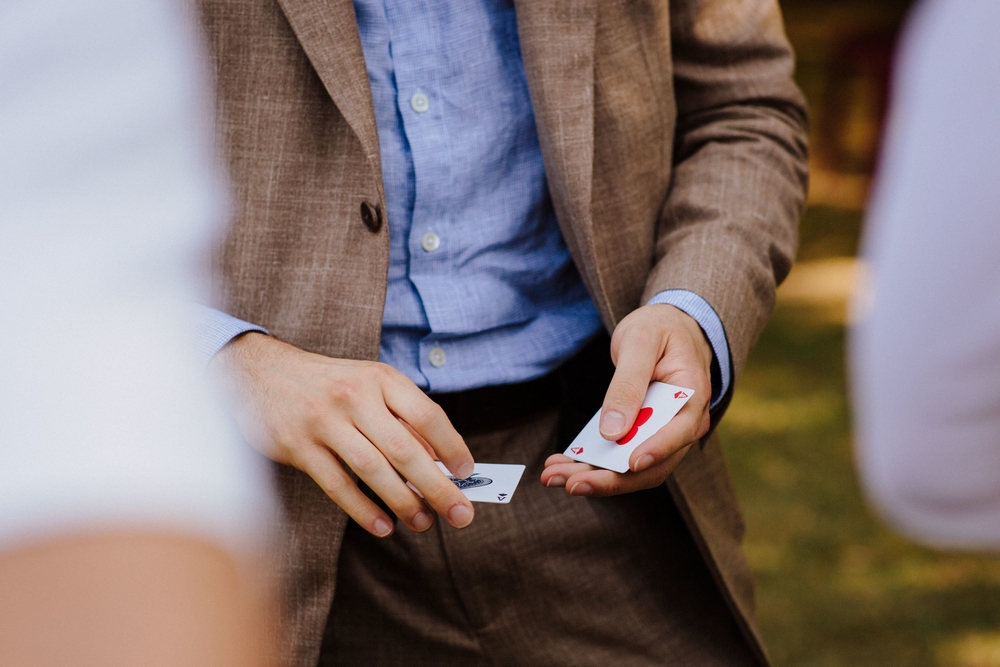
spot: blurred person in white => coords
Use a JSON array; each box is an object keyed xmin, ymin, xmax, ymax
[
  {"xmin": 851, "ymin": 0, "xmax": 1000, "ymax": 549},
  {"xmin": 0, "ymin": 0, "xmax": 275, "ymax": 665}
]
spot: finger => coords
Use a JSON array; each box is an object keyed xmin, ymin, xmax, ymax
[
  {"xmin": 322, "ymin": 424, "xmax": 441, "ymax": 533},
  {"xmin": 292, "ymin": 445, "xmax": 396, "ymax": 538},
  {"xmin": 564, "ymin": 444, "xmax": 693, "ymax": 497},
  {"xmin": 398, "ymin": 417, "xmax": 437, "ymax": 459},
  {"xmin": 353, "ymin": 410, "xmax": 475, "ymax": 529},
  {"xmin": 627, "ymin": 398, "xmax": 708, "ymax": 473},
  {"xmin": 544, "ymin": 453, "xmax": 576, "ymax": 467},
  {"xmin": 601, "ymin": 331, "xmax": 660, "ymax": 440},
  {"xmin": 540, "ymin": 460, "xmax": 597, "ymax": 488},
  {"xmin": 383, "ymin": 377, "xmax": 474, "ymax": 479},
  {"xmin": 563, "ymin": 467, "xmax": 623, "ymax": 497}
]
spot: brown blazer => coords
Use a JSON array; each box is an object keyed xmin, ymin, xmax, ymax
[{"xmin": 196, "ymin": 0, "xmax": 808, "ymax": 664}]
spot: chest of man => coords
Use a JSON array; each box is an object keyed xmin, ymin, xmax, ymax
[{"xmin": 201, "ymin": 0, "xmax": 677, "ymax": 363}]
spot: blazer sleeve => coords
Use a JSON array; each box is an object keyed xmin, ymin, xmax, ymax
[{"xmin": 641, "ymin": 0, "xmax": 809, "ymax": 406}]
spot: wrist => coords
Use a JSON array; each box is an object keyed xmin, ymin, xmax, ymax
[
  {"xmin": 648, "ymin": 303, "xmax": 712, "ymax": 365},
  {"xmin": 209, "ymin": 331, "xmax": 271, "ymax": 377}
]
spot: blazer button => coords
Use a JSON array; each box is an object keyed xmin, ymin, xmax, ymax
[{"xmin": 360, "ymin": 201, "xmax": 383, "ymax": 233}]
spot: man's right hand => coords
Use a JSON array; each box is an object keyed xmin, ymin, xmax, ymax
[{"xmin": 209, "ymin": 332, "xmax": 475, "ymax": 538}]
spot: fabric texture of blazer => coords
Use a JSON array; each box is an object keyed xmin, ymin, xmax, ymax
[{"xmin": 196, "ymin": 0, "xmax": 809, "ymax": 664}]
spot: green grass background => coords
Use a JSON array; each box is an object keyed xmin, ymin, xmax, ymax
[{"xmin": 720, "ymin": 208, "xmax": 1000, "ymax": 667}]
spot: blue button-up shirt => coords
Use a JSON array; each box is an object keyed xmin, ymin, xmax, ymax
[
  {"xmin": 355, "ymin": 0, "xmax": 605, "ymax": 393},
  {"xmin": 199, "ymin": 0, "xmax": 732, "ymax": 406}
]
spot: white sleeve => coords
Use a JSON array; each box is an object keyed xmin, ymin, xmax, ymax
[
  {"xmin": 850, "ymin": 0, "xmax": 1000, "ymax": 550},
  {"xmin": 0, "ymin": 0, "xmax": 273, "ymax": 552}
]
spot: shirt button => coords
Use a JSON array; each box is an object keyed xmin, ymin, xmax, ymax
[
  {"xmin": 420, "ymin": 231, "xmax": 441, "ymax": 252},
  {"xmin": 428, "ymin": 347, "xmax": 447, "ymax": 368},
  {"xmin": 410, "ymin": 92, "xmax": 430, "ymax": 114}
]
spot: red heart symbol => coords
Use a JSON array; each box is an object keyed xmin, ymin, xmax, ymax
[
  {"xmin": 570, "ymin": 446, "xmax": 584, "ymax": 455},
  {"xmin": 617, "ymin": 407, "xmax": 654, "ymax": 445},
  {"xmin": 674, "ymin": 391, "xmax": 688, "ymax": 399}
]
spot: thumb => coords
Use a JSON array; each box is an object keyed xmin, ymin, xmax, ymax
[{"xmin": 600, "ymin": 335, "xmax": 659, "ymax": 440}]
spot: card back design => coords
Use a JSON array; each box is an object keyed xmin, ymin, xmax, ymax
[
  {"xmin": 407, "ymin": 462, "xmax": 526, "ymax": 504},
  {"xmin": 451, "ymin": 474, "xmax": 493, "ymax": 490}
]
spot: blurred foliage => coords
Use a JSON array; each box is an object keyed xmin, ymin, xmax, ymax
[
  {"xmin": 796, "ymin": 206, "xmax": 862, "ymax": 261},
  {"xmin": 716, "ymin": 2, "xmax": 1000, "ymax": 666},
  {"xmin": 783, "ymin": 0, "xmax": 912, "ymax": 177}
]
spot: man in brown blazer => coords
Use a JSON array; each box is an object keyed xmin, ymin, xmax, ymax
[{"xmin": 197, "ymin": 0, "xmax": 808, "ymax": 665}]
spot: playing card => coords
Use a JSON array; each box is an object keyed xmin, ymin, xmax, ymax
[
  {"xmin": 562, "ymin": 382, "xmax": 694, "ymax": 473},
  {"xmin": 407, "ymin": 462, "xmax": 526, "ymax": 504}
]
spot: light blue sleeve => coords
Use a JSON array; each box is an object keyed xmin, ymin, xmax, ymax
[
  {"xmin": 189, "ymin": 303, "xmax": 269, "ymax": 367},
  {"xmin": 646, "ymin": 290, "xmax": 731, "ymax": 409}
]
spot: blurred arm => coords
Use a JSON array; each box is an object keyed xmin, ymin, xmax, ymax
[
  {"xmin": 0, "ymin": 533, "xmax": 269, "ymax": 667},
  {"xmin": 0, "ymin": 0, "xmax": 275, "ymax": 662},
  {"xmin": 851, "ymin": 0, "xmax": 1000, "ymax": 549}
]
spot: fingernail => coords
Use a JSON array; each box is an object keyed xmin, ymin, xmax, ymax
[
  {"xmin": 633, "ymin": 454, "xmax": 655, "ymax": 473},
  {"xmin": 546, "ymin": 475, "xmax": 566, "ymax": 488},
  {"xmin": 456, "ymin": 461, "xmax": 475, "ymax": 479},
  {"xmin": 374, "ymin": 517, "xmax": 394, "ymax": 537},
  {"xmin": 569, "ymin": 482, "xmax": 593, "ymax": 497},
  {"xmin": 412, "ymin": 511, "xmax": 433, "ymax": 532},
  {"xmin": 600, "ymin": 410, "xmax": 625, "ymax": 437},
  {"xmin": 449, "ymin": 504, "xmax": 474, "ymax": 528}
]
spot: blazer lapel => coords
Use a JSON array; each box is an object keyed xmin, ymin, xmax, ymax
[
  {"xmin": 276, "ymin": 0, "xmax": 381, "ymax": 170},
  {"xmin": 513, "ymin": 0, "xmax": 608, "ymax": 322},
  {"xmin": 275, "ymin": 0, "xmax": 605, "ymax": 320}
]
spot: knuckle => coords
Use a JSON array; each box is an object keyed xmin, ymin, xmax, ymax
[
  {"xmin": 423, "ymin": 480, "xmax": 460, "ymax": 507},
  {"xmin": 301, "ymin": 454, "xmax": 346, "ymax": 495},
  {"xmin": 349, "ymin": 446, "xmax": 385, "ymax": 477},
  {"xmin": 382, "ymin": 434, "xmax": 418, "ymax": 465},
  {"xmin": 299, "ymin": 393, "xmax": 331, "ymax": 426},
  {"xmin": 610, "ymin": 381, "xmax": 645, "ymax": 407},
  {"xmin": 267, "ymin": 423, "xmax": 298, "ymax": 451},
  {"xmin": 302, "ymin": 406, "xmax": 329, "ymax": 439},
  {"xmin": 687, "ymin": 419, "xmax": 705, "ymax": 444},
  {"xmin": 316, "ymin": 468, "xmax": 347, "ymax": 496},
  {"xmin": 367, "ymin": 362, "xmax": 393, "ymax": 384},
  {"xmin": 340, "ymin": 495, "xmax": 376, "ymax": 522},
  {"xmin": 410, "ymin": 401, "xmax": 445, "ymax": 431},
  {"xmin": 279, "ymin": 431, "xmax": 327, "ymax": 466},
  {"xmin": 326, "ymin": 379, "xmax": 362, "ymax": 407},
  {"xmin": 273, "ymin": 438, "xmax": 306, "ymax": 466}
]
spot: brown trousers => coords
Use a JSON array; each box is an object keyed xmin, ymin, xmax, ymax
[{"xmin": 318, "ymin": 338, "xmax": 756, "ymax": 666}]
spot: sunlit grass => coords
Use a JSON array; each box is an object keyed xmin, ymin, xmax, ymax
[
  {"xmin": 937, "ymin": 632, "xmax": 1000, "ymax": 667},
  {"xmin": 720, "ymin": 301, "xmax": 1000, "ymax": 666}
]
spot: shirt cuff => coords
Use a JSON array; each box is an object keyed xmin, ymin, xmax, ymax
[
  {"xmin": 645, "ymin": 290, "xmax": 732, "ymax": 409},
  {"xmin": 188, "ymin": 303, "xmax": 269, "ymax": 367}
]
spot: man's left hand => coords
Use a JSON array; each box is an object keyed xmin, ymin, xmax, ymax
[{"xmin": 540, "ymin": 304, "xmax": 714, "ymax": 496}]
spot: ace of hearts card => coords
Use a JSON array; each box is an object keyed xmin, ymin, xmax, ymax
[{"xmin": 562, "ymin": 382, "xmax": 694, "ymax": 473}]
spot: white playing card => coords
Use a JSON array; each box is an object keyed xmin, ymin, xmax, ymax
[
  {"xmin": 562, "ymin": 382, "xmax": 694, "ymax": 473},
  {"xmin": 407, "ymin": 462, "xmax": 526, "ymax": 504}
]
